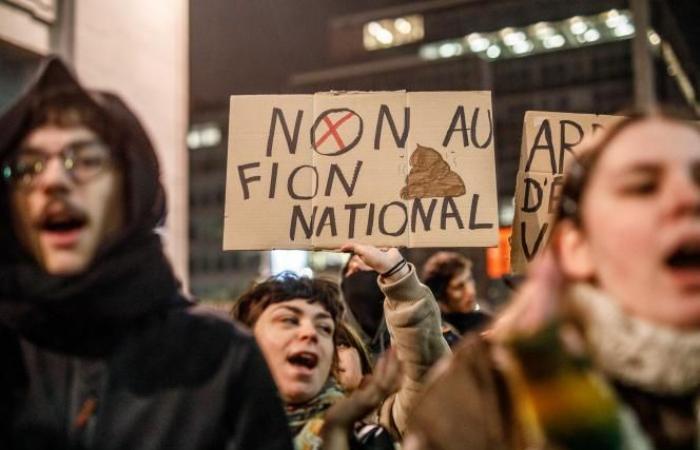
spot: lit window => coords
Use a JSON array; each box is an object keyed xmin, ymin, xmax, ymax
[
  {"xmin": 486, "ymin": 44, "xmax": 502, "ymax": 59},
  {"xmin": 582, "ymin": 28, "xmax": 600, "ymax": 42},
  {"xmin": 363, "ymin": 14, "xmax": 424, "ymax": 51},
  {"xmin": 417, "ymin": 8, "xmax": 637, "ymax": 62},
  {"xmin": 568, "ymin": 16, "xmax": 588, "ymax": 35},
  {"xmin": 466, "ymin": 33, "xmax": 490, "ymax": 52}
]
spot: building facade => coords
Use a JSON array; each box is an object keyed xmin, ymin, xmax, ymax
[
  {"xmin": 189, "ymin": 0, "xmax": 697, "ymax": 302},
  {"xmin": 0, "ymin": 0, "xmax": 190, "ymax": 287}
]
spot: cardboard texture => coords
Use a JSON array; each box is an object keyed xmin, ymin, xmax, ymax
[
  {"xmin": 224, "ymin": 91, "xmax": 499, "ymax": 250},
  {"xmin": 510, "ymin": 111, "xmax": 622, "ymax": 273}
]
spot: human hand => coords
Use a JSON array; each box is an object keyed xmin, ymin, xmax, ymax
[
  {"xmin": 487, "ymin": 248, "xmax": 563, "ymax": 343},
  {"xmin": 340, "ymin": 242, "xmax": 405, "ymax": 278},
  {"xmin": 324, "ymin": 348, "xmax": 402, "ymax": 429}
]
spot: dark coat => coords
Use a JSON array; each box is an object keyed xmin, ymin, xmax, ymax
[
  {"xmin": 3, "ymin": 306, "xmax": 293, "ymax": 450},
  {"xmin": 0, "ymin": 57, "xmax": 293, "ymax": 450}
]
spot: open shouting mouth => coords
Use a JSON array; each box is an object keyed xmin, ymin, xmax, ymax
[
  {"xmin": 666, "ymin": 242, "xmax": 700, "ymax": 269},
  {"xmin": 287, "ymin": 351, "xmax": 319, "ymax": 374},
  {"xmin": 37, "ymin": 201, "xmax": 88, "ymax": 248}
]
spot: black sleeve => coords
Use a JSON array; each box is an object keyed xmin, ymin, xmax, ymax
[
  {"xmin": 224, "ymin": 339, "xmax": 294, "ymax": 450},
  {"xmin": 0, "ymin": 325, "xmax": 27, "ymax": 449}
]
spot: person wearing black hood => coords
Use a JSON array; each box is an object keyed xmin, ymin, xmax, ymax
[
  {"xmin": 340, "ymin": 254, "xmax": 391, "ymax": 360},
  {"xmin": 0, "ymin": 56, "xmax": 293, "ymax": 450}
]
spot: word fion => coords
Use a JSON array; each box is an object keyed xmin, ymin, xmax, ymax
[{"xmin": 237, "ymin": 161, "xmax": 364, "ymax": 200}]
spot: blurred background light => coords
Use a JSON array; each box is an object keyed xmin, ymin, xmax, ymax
[
  {"xmin": 270, "ymin": 250, "xmax": 309, "ymax": 276},
  {"xmin": 418, "ymin": 8, "xmax": 637, "ymax": 62},
  {"xmin": 188, "ymin": 123, "xmax": 221, "ymax": 150},
  {"xmin": 363, "ymin": 14, "xmax": 424, "ymax": 50}
]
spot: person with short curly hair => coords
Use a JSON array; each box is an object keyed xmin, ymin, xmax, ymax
[
  {"xmin": 422, "ymin": 251, "xmax": 491, "ymax": 345},
  {"xmin": 233, "ymin": 242, "xmax": 451, "ymax": 449}
]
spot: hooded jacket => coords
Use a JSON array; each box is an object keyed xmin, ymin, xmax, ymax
[{"xmin": 0, "ymin": 57, "xmax": 292, "ymax": 450}]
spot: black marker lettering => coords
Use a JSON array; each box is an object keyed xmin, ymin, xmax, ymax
[
  {"xmin": 366, "ymin": 203, "xmax": 375, "ymax": 236},
  {"xmin": 525, "ymin": 119, "xmax": 556, "ymax": 173},
  {"xmin": 548, "ymin": 175, "xmax": 564, "ymax": 214},
  {"xmin": 442, "ymin": 106, "xmax": 469, "ymax": 147},
  {"xmin": 471, "ymin": 108, "xmax": 493, "ymax": 149},
  {"xmin": 411, "ymin": 198, "xmax": 438, "ymax": 232},
  {"xmin": 469, "ymin": 194, "xmax": 493, "ymax": 230},
  {"xmin": 559, "ymin": 120, "xmax": 584, "ymax": 174},
  {"xmin": 441, "ymin": 197, "xmax": 464, "ymax": 230},
  {"xmin": 287, "ymin": 165, "xmax": 318, "ymax": 200},
  {"xmin": 379, "ymin": 201, "xmax": 408, "ymax": 236},
  {"xmin": 290, "ymin": 205, "xmax": 317, "ymax": 241},
  {"xmin": 324, "ymin": 161, "xmax": 363, "ymax": 197},
  {"xmin": 237, "ymin": 162, "xmax": 261, "ymax": 200},
  {"xmin": 269, "ymin": 162, "xmax": 278, "ymax": 198},
  {"xmin": 315, "ymin": 207, "xmax": 337, "ymax": 237},
  {"xmin": 374, "ymin": 105, "xmax": 410, "ymax": 149},
  {"xmin": 345, "ymin": 203, "xmax": 367, "ymax": 239},
  {"xmin": 522, "ymin": 177, "xmax": 543, "ymax": 212},
  {"xmin": 266, "ymin": 108, "xmax": 303, "ymax": 157},
  {"xmin": 521, "ymin": 221, "xmax": 549, "ymax": 261}
]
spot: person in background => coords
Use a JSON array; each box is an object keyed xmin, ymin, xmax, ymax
[
  {"xmin": 405, "ymin": 111, "xmax": 700, "ymax": 450},
  {"xmin": 422, "ymin": 251, "xmax": 491, "ymax": 346},
  {"xmin": 340, "ymin": 254, "xmax": 391, "ymax": 360},
  {"xmin": 232, "ymin": 272, "xmax": 399, "ymax": 450},
  {"xmin": 0, "ymin": 57, "xmax": 292, "ymax": 450},
  {"xmin": 334, "ymin": 320, "xmax": 373, "ymax": 392},
  {"xmin": 233, "ymin": 243, "xmax": 450, "ymax": 448}
]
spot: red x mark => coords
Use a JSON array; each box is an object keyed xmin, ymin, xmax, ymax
[{"xmin": 314, "ymin": 112, "xmax": 355, "ymax": 149}]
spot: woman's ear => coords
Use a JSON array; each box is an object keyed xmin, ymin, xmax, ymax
[{"xmin": 554, "ymin": 220, "xmax": 595, "ymax": 280}]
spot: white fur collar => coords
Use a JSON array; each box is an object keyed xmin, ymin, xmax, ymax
[{"xmin": 569, "ymin": 284, "xmax": 700, "ymax": 395}]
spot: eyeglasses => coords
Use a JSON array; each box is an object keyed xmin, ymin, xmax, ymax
[{"xmin": 2, "ymin": 139, "xmax": 113, "ymax": 188}]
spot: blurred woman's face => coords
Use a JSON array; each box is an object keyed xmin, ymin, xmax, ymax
[
  {"xmin": 254, "ymin": 299, "xmax": 335, "ymax": 404},
  {"xmin": 574, "ymin": 118, "xmax": 700, "ymax": 328},
  {"xmin": 336, "ymin": 345, "xmax": 363, "ymax": 391},
  {"xmin": 445, "ymin": 269, "xmax": 477, "ymax": 313}
]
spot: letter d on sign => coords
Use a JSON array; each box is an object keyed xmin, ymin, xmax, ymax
[{"xmin": 522, "ymin": 177, "xmax": 543, "ymax": 213}]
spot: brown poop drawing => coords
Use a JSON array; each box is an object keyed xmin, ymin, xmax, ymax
[{"xmin": 400, "ymin": 144, "xmax": 466, "ymax": 199}]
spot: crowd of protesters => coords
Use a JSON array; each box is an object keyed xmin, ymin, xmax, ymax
[{"xmin": 2, "ymin": 56, "xmax": 700, "ymax": 450}]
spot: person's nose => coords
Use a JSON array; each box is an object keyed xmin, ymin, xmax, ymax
[
  {"xmin": 297, "ymin": 319, "xmax": 318, "ymax": 343},
  {"xmin": 663, "ymin": 169, "xmax": 700, "ymax": 219},
  {"xmin": 36, "ymin": 156, "xmax": 73, "ymax": 194}
]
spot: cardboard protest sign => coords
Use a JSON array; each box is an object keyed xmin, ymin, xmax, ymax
[
  {"xmin": 510, "ymin": 111, "xmax": 622, "ymax": 273},
  {"xmin": 223, "ymin": 91, "xmax": 499, "ymax": 250}
]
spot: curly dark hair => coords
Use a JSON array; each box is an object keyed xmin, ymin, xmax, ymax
[
  {"xmin": 421, "ymin": 251, "xmax": 472, "ymax": 304},
  {"xmin": 231, "ymin": 271, "xmax": 345, "ymax": 330}
]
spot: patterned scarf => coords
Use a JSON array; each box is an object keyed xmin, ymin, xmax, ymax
[{"xmin": 286, "ymin": 379, "xmax": 346, "ymax": 450}]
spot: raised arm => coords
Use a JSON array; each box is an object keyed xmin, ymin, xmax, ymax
[{"xmin": 340, "ymin": 243, "xmax": 451, "ymax": 437}]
